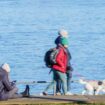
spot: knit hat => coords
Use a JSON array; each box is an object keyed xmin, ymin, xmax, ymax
[
  {"xmin": 55, "ymin": 36, "xmax": 61, "ymax": 45},
  {"xmin": 58, "ymin": 29, "xmax": 68, "ymax": 37},
  {"xmin": 61, "ymin": 37, "xmax": 69, "ymax": 46},
  {"xmin": 1, "ymin": 63, "xmax": 10, "ymax": 72}
]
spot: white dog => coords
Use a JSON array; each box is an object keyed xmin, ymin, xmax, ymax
[{"xmin": 78, "ymin": 79, "xmax": 105, "ymax": 95}]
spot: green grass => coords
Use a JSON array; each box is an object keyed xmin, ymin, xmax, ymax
[{"xmin": 12, "ymin": 103, "xmax": 105, "ymax": 105}]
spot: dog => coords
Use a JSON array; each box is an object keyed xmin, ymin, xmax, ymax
[{"xmin": 78, "ymin": 78, "xmax": 105, "ymax": 95}]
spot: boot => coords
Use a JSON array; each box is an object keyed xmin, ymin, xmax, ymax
[
  {"xmin": 42, "ymin": 92, "xmax": 48, "ymax": 95},
  {"xmin": 21, "ymin": 85, "xmax": 30, "ymax": 97}
]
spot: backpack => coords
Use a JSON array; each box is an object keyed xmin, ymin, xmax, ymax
[{"xmin": 44, "ymin": 48, "xmax": 59, "ymax": 68}]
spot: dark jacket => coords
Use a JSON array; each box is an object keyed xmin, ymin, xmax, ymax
[
  {"xmin": 65, "ymin": 48, "xmax": 73, "ymax": 71},
  {"xmin": 0, "ymin": 68, "xmax": 14, "ymax": 96},
  {"xmin": 66, "ymin": 48, "xmax": 71, "ymax": 65}
]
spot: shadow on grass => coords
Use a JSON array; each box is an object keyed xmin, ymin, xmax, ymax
[{"xmin": 29, "ymin": 95, "xmax": 88, "ymax": 104}]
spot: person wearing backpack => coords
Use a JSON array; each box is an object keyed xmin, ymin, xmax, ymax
[
  {"xmin": 56, "ymin": 37, "xmax": 73, "ymax": 95},
  {"xmin": 55, "ymin": 30, "xmax": 73, "ymax": 95},
  {"xmin": 43, "ymin": 37, "xmax": 71, "ymax": 95}
]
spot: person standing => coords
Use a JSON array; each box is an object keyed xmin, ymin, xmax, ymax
[
  {"xmin": 55, "ymin": 29, "xmax": 73, "ymax": 95},
  {"xmin": 61, "ymin": 37, "xmax": 73, "ymax": 92},
  {"xmin": 43, "ymin": 37, "xmax": 71, "ymax": 95}
]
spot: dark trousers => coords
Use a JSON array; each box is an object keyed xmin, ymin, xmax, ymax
[{"xmin": 0, "ymin": 87, "xmax": 22, "ymax": 100}]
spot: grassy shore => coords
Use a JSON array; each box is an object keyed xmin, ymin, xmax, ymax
[
  {"xmin": 6, "ymin": 103, "xmax": 105, "ymax": 105},
  {"xmin": 1, "ymin": 95, "xmax": 105, "ymax": 105}
]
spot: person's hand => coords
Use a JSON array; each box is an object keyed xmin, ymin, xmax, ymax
[
  {"xmin": 11, "ymin": 80, "xmax": 16, "ymax": 87},
  {"xmin": 67, "ymin": 66, "xmax": 70, "ymax": 70},
  {"xmin": 67, "ymin": 66, "xmax": 73, "ymax": 71}
]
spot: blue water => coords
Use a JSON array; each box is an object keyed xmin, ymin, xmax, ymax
[{"xmin": 0, "ymin": 0, "xmax": 105, "ymax": 94}]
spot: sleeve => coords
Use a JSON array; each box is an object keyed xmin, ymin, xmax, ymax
[
  {"xmin": 56, "ymin": 48, "xmax": 65, "ymax": 68},
  {"xmin": 3, "ymin": 75, "xmax": 14, "ymax": 91},
  {"xmin": 67, "ymin": 48, "xmax": 72, "ymax": 60},
  {"xmin": 69, "ymin": 51, "xmax": 72, "ymax": 60}
]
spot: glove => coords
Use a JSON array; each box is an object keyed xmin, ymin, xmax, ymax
[{"xmin": 67, "ymin": 66, "xmax": 73, "ymax": 71}]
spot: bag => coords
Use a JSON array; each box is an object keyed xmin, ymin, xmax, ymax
[{"xmin": 44, "ymin": 48, "xmax": 59, "ymax": 68}]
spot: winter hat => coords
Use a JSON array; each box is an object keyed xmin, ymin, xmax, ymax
[
  {"xmin": 55, "ymin": 36, "xmax": 61, "ymax": 45},
  {"xmin": 61, "ymin": 37, "xmax": 69, "ymax": 46},
  {"xmin": 58, "ymin": 29, "xmax": 68, "ymax": 37},
  {"xmin": 1, "ymin": 63, "xmax": 10, "ymax": 72}
]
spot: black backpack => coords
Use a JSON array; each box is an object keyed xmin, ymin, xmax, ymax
[{"xmin": 44, "ymin": 48, "xmax": 59, "ymax": 68}]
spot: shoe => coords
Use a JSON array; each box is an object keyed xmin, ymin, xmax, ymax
[
  {"xmin": 42, "ymin": 92, "xmax": 48, "ymax": 95},
  {"xmin": 56, "ymin": 92, "xmax": 61, "ymax": 96},
  {"xmin": 21, "ymin": 85, "xmax": 30, "ymax": 97},
  {"xmin": 65, "ymin": 92, "xmax": 73, "ymax": 95}
]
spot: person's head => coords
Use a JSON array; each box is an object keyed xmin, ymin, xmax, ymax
[
  {"xmin": 58, "ymin": 29, "xmax": 68, "ymax": 38},
  {"xmin": 60, "ymin": 37, "xmax": 69, "ymax": 48},
  {"xmin": 1, "ymin": 63, "xmax": 10, "ymax": 73}
]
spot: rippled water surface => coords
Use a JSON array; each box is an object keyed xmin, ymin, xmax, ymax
[{"xmin": 0, "ymin": 0, "xmax": 105, "ymax": 94}]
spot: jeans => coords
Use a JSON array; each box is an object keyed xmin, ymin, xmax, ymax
[
  {"xmin": 56, "ymin": 70, "xmax": 72, "ymax": 92},
  {"xmin": 44, "ymin": 69, "xmax": 67, "ymax": 94}
]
